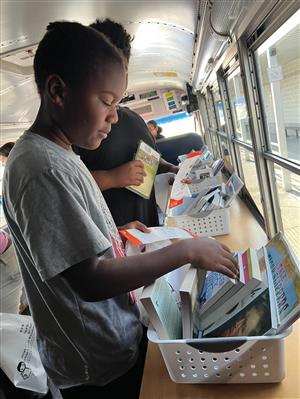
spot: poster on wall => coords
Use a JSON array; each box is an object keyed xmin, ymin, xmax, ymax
[{"xmin": 164, "ymin": 91, "xmax": 178, "ymax": 111}]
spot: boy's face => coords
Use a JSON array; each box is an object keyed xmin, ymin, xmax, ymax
[
  {"xmin": 61, "ymin": 61, "xmax": 126, "ymax": 149},
  {"xmin": 147, "ymin": 123, "xmax": 157, "ymax": 138}
]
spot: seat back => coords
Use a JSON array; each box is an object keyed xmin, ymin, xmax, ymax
[{"xmin": 156, "ymin": 133, "xmax": 204, "ymax": 165}]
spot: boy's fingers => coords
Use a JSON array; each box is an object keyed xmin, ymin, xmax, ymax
[
  {"xmin": 217, "ymin": 264, "xmax": 236, "ymax": 279},
  {"xmin": 220, "ymin": 256, "xmax": 239, "ymax": 276},
  {"xmin": 135, "ymin": 221, "xmax": 151, "ymax": 233},
  {"xmin": 222, "ymin": 250, "xmax": 239, "ymax": 271},
  {"xmin": 220, "ymin": 242, "xmax": 231, "ymax": 253}
]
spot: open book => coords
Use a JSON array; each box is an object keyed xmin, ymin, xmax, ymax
[{"xmin": 127, "ymin": 140, "xmax": 161, "ymax": 199}]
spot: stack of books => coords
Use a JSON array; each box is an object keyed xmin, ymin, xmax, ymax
[{"xmin": 139, "ymin": 231, "xmax": 300, "ymax": 339}]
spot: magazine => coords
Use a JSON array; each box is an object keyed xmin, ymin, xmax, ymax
[{"xmin": 127, "ymin": 140, "xmax": 161, "ymax": 199}]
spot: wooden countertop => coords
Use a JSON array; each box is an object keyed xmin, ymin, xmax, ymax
[{"xmin": 139, "ymin": 199, "xmax": 300, "ymax": 399}]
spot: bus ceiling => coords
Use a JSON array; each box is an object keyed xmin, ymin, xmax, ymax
[{"xmin": 1, "ymin": 0, "xmax": 280, "ymax": 95}]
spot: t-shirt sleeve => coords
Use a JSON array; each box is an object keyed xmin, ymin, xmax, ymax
[{"xmin": 15, "ymin": 168, "xmax": 111, "ymax": 281}]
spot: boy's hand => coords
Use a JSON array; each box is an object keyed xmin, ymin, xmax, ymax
[
  {"xmin": 118, "ymin": 220, "xmax": 150, "ymax": 233},
  {"xmin": 111, "ymin": 160, "xmax": 146, "ymax": 188},
  {"xmin": 185, "ymin": 237, "xmax": 239, "ymax": 279}
]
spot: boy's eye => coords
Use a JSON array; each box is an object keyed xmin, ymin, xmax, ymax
[{"xmin": 102, "ymin": 100, "xmax": 112, "ymax": 107}]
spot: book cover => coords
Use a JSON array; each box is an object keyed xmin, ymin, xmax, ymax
[
  {"xmin": 197, "ymin": 271, "xmax": 237, "ymax": 318},
  {"xmin": 203, "ymin": 289, "xmax": 272, "ymax": 337},
  {"xmin": 179, "ymin": 267, "xmax": 206, "ymax": 338},
  {"xmin": 167, "ymin": 153, "xmax": 202, "ymax": 212},
  {"xmin": 264, "ymin": 232, "xmax": 300, "ymax": 334},
  {"xmin": 140, "ymin": 276, "xmax": 182, "ymax": 339},
  {"xmin": 127, "ymin": 140, "xmax": 161, "ymax": 199}
]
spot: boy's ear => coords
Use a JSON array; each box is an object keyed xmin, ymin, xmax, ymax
[{"xmin": 46, "ymin": 74, "xmax": 67, "ymax": 107}]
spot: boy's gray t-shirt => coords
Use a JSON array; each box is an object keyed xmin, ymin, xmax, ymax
[{"xmin": 3, "ymin": 131, "xmax": 142, "ymax": 388}]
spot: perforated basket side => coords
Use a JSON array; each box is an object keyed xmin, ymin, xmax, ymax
[
  {"xmin": 166, "ymin": 208, "xmax": 230, "ymax": 237},
  {"xmin": 156, "ymin": 338, "xmax": 286, "ymax": 384}
]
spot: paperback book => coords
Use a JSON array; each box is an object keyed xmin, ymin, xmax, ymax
[
  {"xmin": 127, "ymin": 140, "xmax": 161, "ymax": 199},
  {"xmin": 140, "ymin": 275, "xmax": 182, "ymax": 339},
  {"xmin": 264, "ymin": 232, "xmax": 300, "ymax": 334}
]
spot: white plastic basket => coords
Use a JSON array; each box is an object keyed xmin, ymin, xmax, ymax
[
  {"xmin": 166, "ymin": 207, "xmax": 230, "ymax": 237},
  {"xmin": 148, "ymin": 326, "xmax": 292, "ymax": 384},
  {"xmin": 189, "ymin": 176, "xmax": 218, "ymax": 195}
]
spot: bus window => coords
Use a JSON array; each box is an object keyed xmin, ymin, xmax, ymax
[
  {"xmin": 273, "ymin": 168, "xmax": 300, "ymax": 258},
  {"xmin": 212, "ymin": 87, "xmax": 225, "ymax": 133},
  {"xmin": 227, "ymin": 67, "xmax": 251, "ymax": 144},
  {"xmin": 219, "ymin": 136, "xmax": 233, "ymax": 168},
  {"xmin": 255, "ymin": 10, "xmax": 300, "ymax": 166},
  {"xmin": 0, "ymin": 161, "xmax": 5, "ymax": 227},
  {"xmin": 237, "ymin": 147, "xmax": 263, "ymax": 214},
  {"xmin": 152, "ymin": 111, "xmax": 195, "ymax": 139}
]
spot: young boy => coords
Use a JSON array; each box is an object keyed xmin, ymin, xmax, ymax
[
  {"xmin": 75, "ymin": 18, "xmax": 178, "ymax": 228},
  {"xmin": 3, "ymin": 21, "xmax": 238, "ymax": 398}
]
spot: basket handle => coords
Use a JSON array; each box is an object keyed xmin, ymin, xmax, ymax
[{"xmin": 186, "ymin": 339, "xmax": 247, "ymax": 353}]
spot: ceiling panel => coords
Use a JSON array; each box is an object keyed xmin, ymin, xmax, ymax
[{"xmin": 1, "ymin": 0, "xmax": 198, "ymax": 124}]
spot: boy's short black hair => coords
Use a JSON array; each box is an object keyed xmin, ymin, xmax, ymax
[
  {"xmin": 89, "ymin": 18, "xmax": 133, "ymax": 61},
  {"xmin": 34, "ymin": 21, "xmax": 124, "ymax": 95}
]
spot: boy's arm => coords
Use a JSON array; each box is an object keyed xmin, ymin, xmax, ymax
[
  {"xmin": 158, "ymin": 158, "xmax": 179, "ymax": 174},
  {"xmin": 90, "ymin": 160, "xmax": 146, "ymax": 191},
  {"xmin": 61, "ymin": 237, "xmax": 238, "ymax": 302}
]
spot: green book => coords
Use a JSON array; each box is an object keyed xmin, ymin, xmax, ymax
[{"xmin": 127, "ymin": 140, "xmax": 161, "ymax": 199}]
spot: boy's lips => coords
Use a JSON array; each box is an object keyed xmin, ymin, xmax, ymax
[{"xmin": 98, "ymin": 130, "xmax": 109, "ymax": 139}]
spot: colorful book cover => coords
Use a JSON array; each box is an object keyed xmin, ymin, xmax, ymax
[
  {"xmin": 241, "ymin": 250, "xmax": 250, "ymax": 283},
  {"xmin": 198, "ymin": 272, "xmax": 235, "ymax": 308},
  {"xmin": 127, "ymin": 140, "xmax": 161, "ymax": 199},
  {"xmin": 265, "ymin": 232, "xmax": 300, "ymax": 329}
]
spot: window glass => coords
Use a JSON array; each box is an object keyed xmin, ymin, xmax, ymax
[
  {"xmin": 255, "ymin": 10, "xmax": 300, "ymax": 165},
  {"xmin": 273, "ymin": 167, "xmax": 300, "ymax": 258},
  {"xmin": 227, "ymin": 67, "xmax": 251, "ymax": 143},
  {"xmin": 237, "ymin": 146, "xmax": 263, "ymax": 214},
  {"xmin": 210, "ymin": 132, "xmax": 221, "ymax": 158},
  {"xmin": 219, "ymin": 136, "xmax": 233, "ymax": 167},
  {"xmin": 206, "ymin": 94, "xmax": 218, "ymax": 130},
  {"xmin": 212, "ymin": 88, "xmax": 225, "ymax": 132},
  {"xmin": 150, "ymin": 111, "xmax": 195, "ymax": 138},
  {"xmin": 0, "ymin": 161, "xmax": 5, "ymax": 227}
]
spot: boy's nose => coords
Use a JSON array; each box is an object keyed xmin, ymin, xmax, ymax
[{"xmin": 107, "ymin": 106, "xmax": 118, "ymax": 125}]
